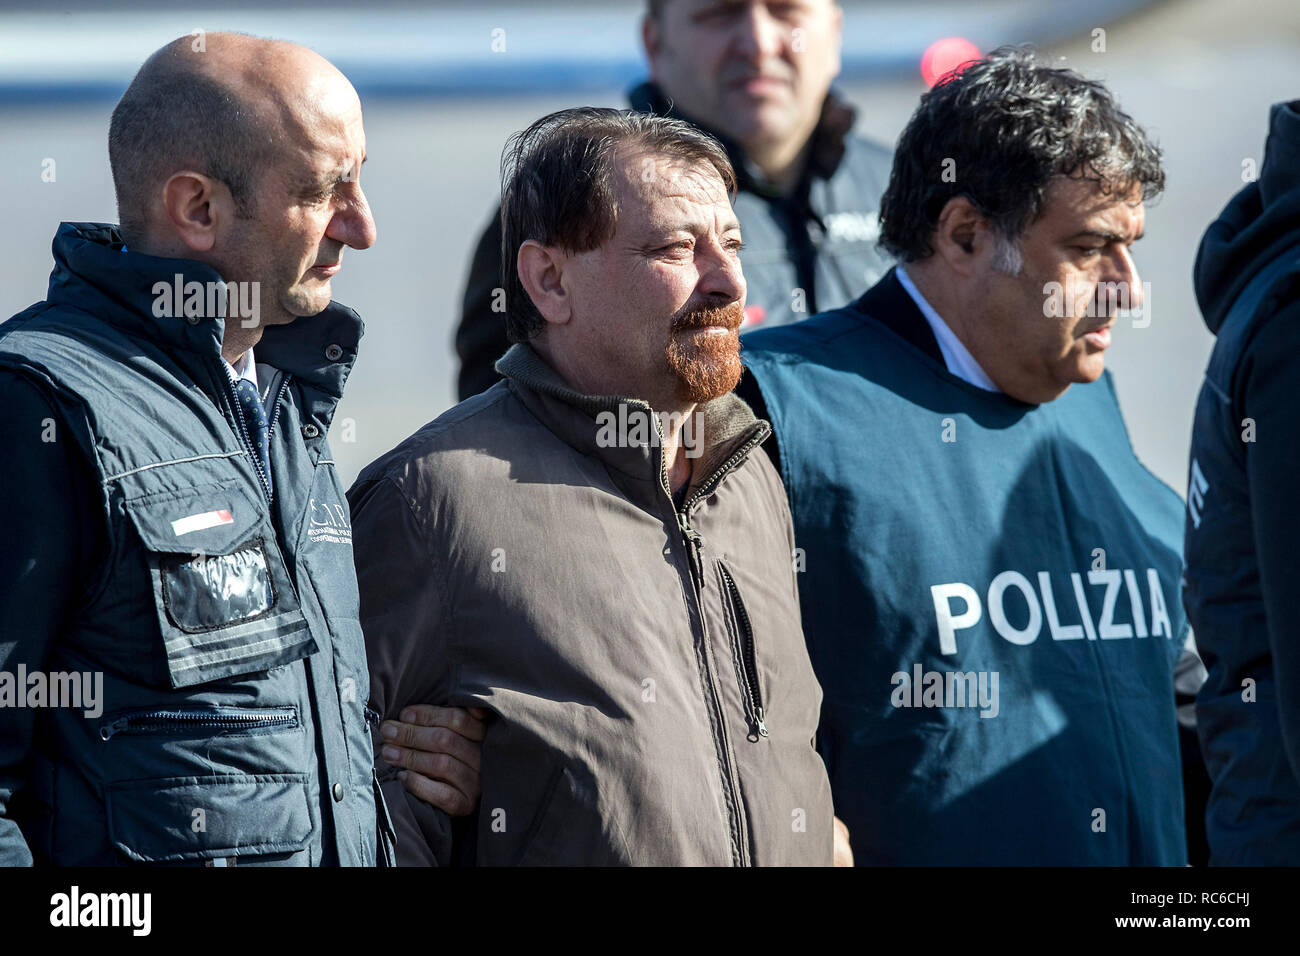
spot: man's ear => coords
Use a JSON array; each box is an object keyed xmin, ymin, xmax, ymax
[
  {"xmin": 930, "ymin": 196, "xmax": 991, "ymax": 279},
  {"xmin": 516, "ymin": 240, "xmax": 572, "ymax": 326},
  {"xmin": 160, "ymin": 171, "xmax": 227, "ymax": 254}
]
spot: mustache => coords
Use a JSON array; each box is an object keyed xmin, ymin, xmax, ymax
[
  {"xmin": 719, "ymin": 62, "xmax": 796, "ymax": 87},
  {"xmin": 671, "ymin": 301, "xmax": 745, "ymax": 333}
]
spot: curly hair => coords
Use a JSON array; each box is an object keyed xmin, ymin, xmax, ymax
[{"xmin": 878, "ymin": 45, "xmax": 1164, "ymax": 263}]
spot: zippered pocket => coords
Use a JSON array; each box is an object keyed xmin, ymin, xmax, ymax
[
  {"xmin": 718, "ymin": 561, "xmax": 769, "ymax": 741},
  {"xmin": 100, "ymin": 706, "xmax": 298, "ymax": 741}
]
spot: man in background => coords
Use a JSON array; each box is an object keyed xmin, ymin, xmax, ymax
[{"xmin": 454, "ymin": 0, "xmax": 893, "ymax": 399}]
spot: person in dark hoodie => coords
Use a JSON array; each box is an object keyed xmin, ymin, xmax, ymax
[
  {"xmin": 453, "ymin": 0, "xmax": 894, "ymax": 400},
  {"xmin": 1185, "ymin": 99, "xmax": 1300, "ymax": 866}
]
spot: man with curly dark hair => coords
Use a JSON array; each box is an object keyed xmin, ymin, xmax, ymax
[{"xmin": 739, "ymin": 47, "xmax": 1197, "ymax": 865}]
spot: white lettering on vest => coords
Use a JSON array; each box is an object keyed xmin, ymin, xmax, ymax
[
  {"xmin": 932, "ymin": 567, "xmax": 1175, "ymax": 654},
  {"xmin": 988, "ymin": 570, "xmax": 1041, "ymax": 646},
  {"xmin": 931, "ymin": 582, "xmax": 982, "ymax": 656}
]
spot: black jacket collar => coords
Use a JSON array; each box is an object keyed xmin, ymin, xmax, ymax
[
  {"xmin": 852, "ymin": 267, "xmax": 944, "ymax": 366},
  {"xmin": 44, "ymin": 222, "xmax": 364, "ymax": 407}
]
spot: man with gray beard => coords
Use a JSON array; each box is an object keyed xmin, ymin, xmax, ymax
[{"xmin": 349, "ymin": 107, "xmax": 834, "ymax": 865}]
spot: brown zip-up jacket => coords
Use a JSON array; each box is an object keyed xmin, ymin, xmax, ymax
[{"xmin": 348, "ymin": 343, "xmax": 832, "ymax": 865}]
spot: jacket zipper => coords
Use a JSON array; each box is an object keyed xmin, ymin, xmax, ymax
[
  {"xmin": 666, "ymin": 419, "xmax": 770, "ymax": 589},
  {"xmin": 676, "ymin": 509, "xmax": 747, "ymax": 866},
  {"xmin": 224, "ymin": 372, "xmax": 271, "ymax": 503},
  {"xmin": 265, "ymin": 373, "xmax": 291, "ymax": 445},
  {"xmin": 218, "ymin": 363, "xmax": 292, "ymax": 505},
  {"xmin": 718, "ymin": 562, "xmax": 769, "ymax": 739},
  {"xmin": 100, "ymin": 706, "xmax": 298, "ymax": 740},
  {"xmin": 661, "ymin": 414, "xmax": 771, "ymax": 866},
  {"xmin": 678, "ymin": 511, "xmax": 707, "ymax": 588}
]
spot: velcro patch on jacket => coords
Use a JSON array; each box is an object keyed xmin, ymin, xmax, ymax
[{"xmin": 171, "ymin": 509, "xmax": 235, "ymax": 537}]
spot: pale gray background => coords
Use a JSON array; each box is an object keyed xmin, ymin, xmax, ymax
[{"xmin": 1, "ymin": 0, "xmax": 1297, "ymax": 492}]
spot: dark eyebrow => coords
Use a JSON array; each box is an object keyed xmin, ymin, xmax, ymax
[{"xmin": 1066, "ymin": 229, "xmax": 1143, "ymax": 244}]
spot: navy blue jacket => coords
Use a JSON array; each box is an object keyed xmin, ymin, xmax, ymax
[
  {"xmin": 1185, "ymin": 100, "xmax": 1300, "ymax": 865},
  {"xmin": 0, "ymin": 223, "xmax": 391, "ymax": 865}
]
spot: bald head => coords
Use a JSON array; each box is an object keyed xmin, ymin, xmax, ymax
[{"xmin": 108, "ymin": 32, "xmax": 360, "ymax": 247}]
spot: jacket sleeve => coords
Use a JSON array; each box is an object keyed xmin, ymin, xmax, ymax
[
  {"xmin": 347, "ymin": 473, "xmax": 456, "ymax": 866},
  {"xmin": 0, "ymin": 371, "xmax": 96, "ymax": 865},
  {"xmin": 1241, "ymin": 302, "xmax": 1300, "ymax": 781},
  {"xmin": 454, "ymin": 208, "xmax": 510, "ymax": 402}
]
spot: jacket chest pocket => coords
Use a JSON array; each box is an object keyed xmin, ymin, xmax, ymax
[
  {"xmin": 124, "ymin": 482, "xmax": 318, "ymax": 689},
  {"xmin": 716, "ymin": 559, "xmax": 770, "ymax": 743}
]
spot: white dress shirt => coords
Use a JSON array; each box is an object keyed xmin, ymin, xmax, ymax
[
  {"xmin": 223, "ymin": 348, "xmax": 259, "ymax": 393},
  {"xmin": 895, "ymin": 264, "xmax": 1001, "ymax": 393}
]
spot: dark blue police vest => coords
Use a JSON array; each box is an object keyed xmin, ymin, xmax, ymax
[{"xmin": 743, "ymin": 286, "xmax": 1189, "ymax": 865}]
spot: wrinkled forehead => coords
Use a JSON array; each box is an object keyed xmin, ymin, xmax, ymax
[
  {"xmin": 265, "ymin": 71, "xmax": 366, "ymax": 178},
  {"xmin": 610, "ymin": 147, "xmax": 736, "ymax": 230},
  {"xmin": 1038, "ymin": 173, "xmax": 1146, "ymax": 233}
]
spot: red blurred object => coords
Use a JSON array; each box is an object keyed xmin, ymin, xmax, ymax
[
  {"xmin": 921, "ymin": 37, "xmax": 982, "ymax": 87},
  {"xmin": 742, "ymin": 304, "xmax": 766, "ymax": 328}
]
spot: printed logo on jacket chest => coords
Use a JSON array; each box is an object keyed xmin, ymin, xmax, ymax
[{"xmin": 308, "ymin": 497, "xmax": 352, "ymax": 546}]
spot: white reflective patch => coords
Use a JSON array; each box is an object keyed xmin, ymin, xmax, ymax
[{"xmin": 171, "ymin": 508, "xmax": 234, "ymax": 537}]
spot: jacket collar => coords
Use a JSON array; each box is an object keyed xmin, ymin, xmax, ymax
[
  {"xmin": 627, "ymin": 80, "xmax": 857, "ymax": 199},
  {"xmin": 852, "ymin": 267, "xmax": 944, "ymax": 366},
  {"xmin": 495, "ymin": 341, "xmax": 768, "ymax": 509},
  {"xmin": 44, "ymin": 222, "xmax": 363, "ymax": 425}
]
